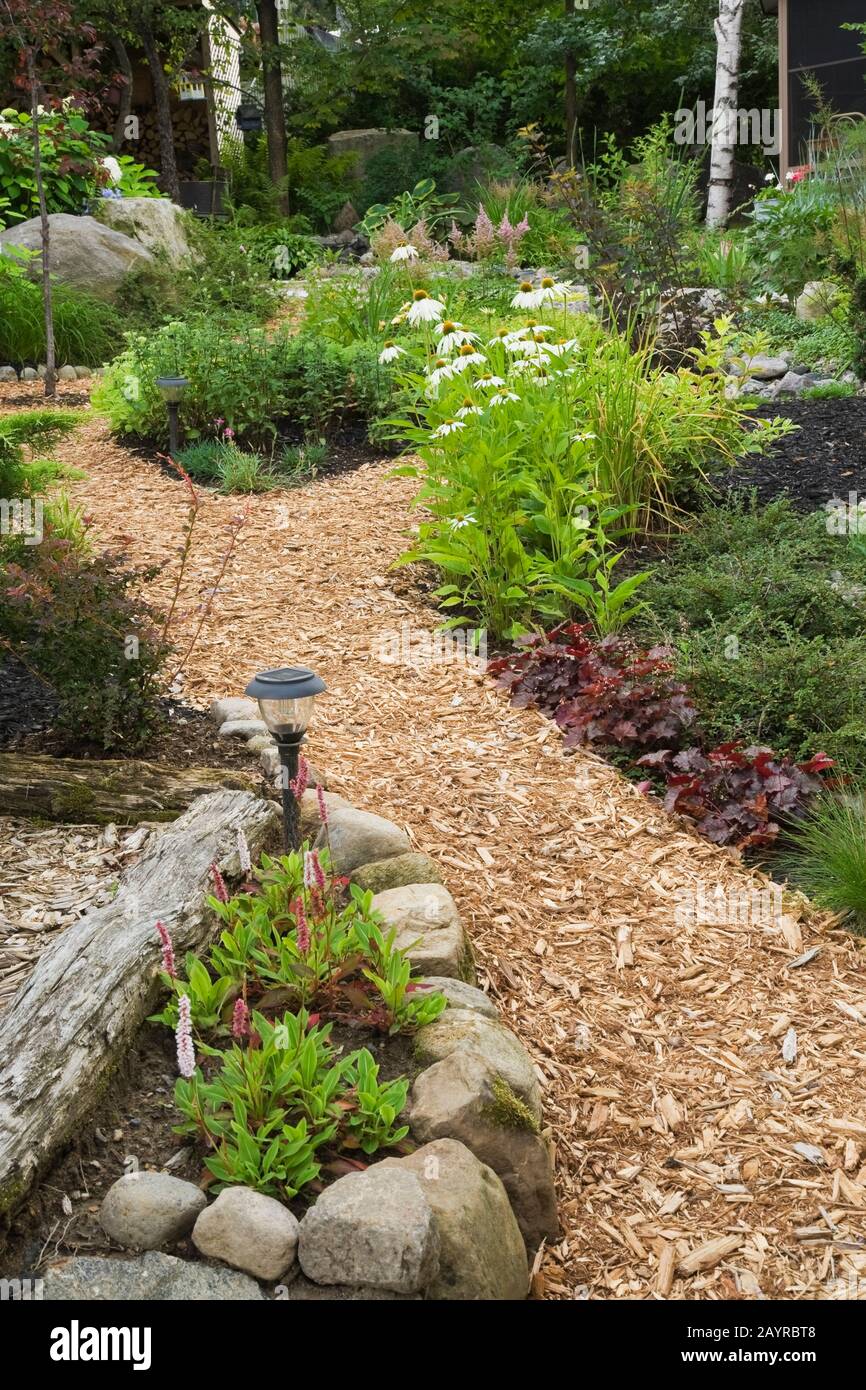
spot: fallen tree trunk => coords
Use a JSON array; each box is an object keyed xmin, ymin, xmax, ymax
[
  {"xmin": 0, "ymin": 790, "xmax": 280, "ymax": 1219},
  {"xmin": 0, "ymin": 752, "xmax": 256, "ymax": 824}
]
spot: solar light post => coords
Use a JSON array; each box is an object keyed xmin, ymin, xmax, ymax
[
  {"xmin": 245, "ymin": 666, "xmax": 326, "ymax": 852},
  {"xmin": 155, "ymin": 375, "xmax": 189, "ymax": 456}
]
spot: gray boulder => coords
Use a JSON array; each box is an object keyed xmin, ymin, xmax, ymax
[
  {"xmin": 218, "ymin": 718, "xmax": 269, "ymax": 740},
  {"xmin": 408, "ymin": 1050, "xmax": 558, "ymax": 1253},
  {"xmin": 418, "ymin": 976, "xmax": 499, "ymax": 1019},
  {"xmin": 0, "ymin": 366, "xmax": 17, "ymax": 382},
  {"xmin": 192, "ymin": 1186, "xmax": 299, "ymax": 1281},
  {"xmin": 298, "ymin": 1165, "xmax": 439, "ymax": 1295},
  {"xmin": 796, "ymin": 279, "xmax": 838, "ymax": 322},
  {"xmin": 371, "ymin": 882, "xmax": 474, "ymax": 982},
  {"xmin": 0, "ymin": 213, "xmax": 154, "ymax": 301},
  {"xmin": 315, "ymin": 806, "xmax": 411, "ymax": 874},
  {"xmin": 100, "ymin": 1172, "xmax": 206, "ymax": 1250},
  {"xmin": 327, "ymin": 128, "xmax": 418, "ymax": 177},
  {"xmin": 414, "ymin": 1009, "xmax": 542, "ymax": 1119},
  {"xmin": 41, "ymin": 1250, "xmax": 264, "ymax": 1300},
  {"xmin": 352, "ymin": 852, "xmax": 444, "ymax": 894},
  {"xmin": 94, "ymin": 197, "xmax": 191, "ymax": 267},
  {"xmin": 210, "ymin": 696, "xmax": 258, "ymax": 724},
  {"xmin": 380, "ymin": 1139, "xmax": 528, "ymax": 1300},
  {"xmin": 729, "ymin": 352, "xmax": 789, "ymax": 380},
  {"xmin": 299, "ymin": 787, "xmax": 349, "ymax": 839}
]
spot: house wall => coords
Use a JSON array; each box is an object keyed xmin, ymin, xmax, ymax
[{"xmin": 782, "ymin": 0, "xmax": 866, "ymax": 171}]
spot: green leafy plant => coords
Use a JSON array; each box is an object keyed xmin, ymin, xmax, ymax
[
  {"xmin": 0, "ymin": 104, "xmax": 110, "ymax": 222},
  {"xmin": 358, "ymin": 178, "xmax": 465, "ymax": 241},
  {"xmin": 0, "ymin": 253, "xmax": 122, "ymax": 365}
]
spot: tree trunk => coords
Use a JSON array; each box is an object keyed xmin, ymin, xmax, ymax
[
  {"xmin": 0, "ymin": 790, "xmax": 280, "ymax": 1219},
  {"xmin": 26, "ymin": 52, "xmax": 55, "ymax": 399},
  {"xmin": 0, "ymin": 752, "xmax": 256, "ymax": 824},
  {"xmin": 110, "ymin": 36, "xmax": 134, "ymax": 154},
  {"xmin": 564, "ymin": 0, "xmax": 577, "ymax": 167},
  {"xmin": 256, "ymin": 0, "xmax": 289, "ymax": 216},
  {"xmin": 706, "ymin": 0, "xmax": 747, "ymax": 228},
  {"xmin": 138, "ymin": 22, "xmax": 180, "ymax": 201}
]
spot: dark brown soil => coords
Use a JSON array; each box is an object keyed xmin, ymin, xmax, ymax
[
  {"xmin": 0, "ymin": 680, "xmax": 255, "ymax": 772},
  {"xmin": 722, "ymin": 397, "xmax": 866, "ymax": 510}
]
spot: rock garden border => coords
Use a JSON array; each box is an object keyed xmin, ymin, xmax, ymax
[{"xmin": 1, "ymin": 700, "xmax": 557, "ymax": 1301}]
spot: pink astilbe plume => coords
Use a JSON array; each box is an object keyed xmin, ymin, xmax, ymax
[
  {"xmin": 155, "ymin": 919, "xmax": 176, "ymax": 977},
  {"xmin": 176, "ymin": 995, "xmax": 196, "ymax": 1078},
  {"xmin": 293, "ymin": 896, "xmax": 310, "ymax": 953},
  {"xmin": 474, "ymin": 204, "xmax": 496, "ymax": 258},
  {"xmin": 289, "ymin": 754, "xmax": 309, "ymax": 800},
  {"xmin": 209, "ymin": 861, "xmax": 229, "ymax": 903},
  {"xmin": 499, "ymin": 212, "xmax": 529, "ymax": 269},
  {"xmin": 232, "ymin": 998, "xmax": 250, "ymax": 1039}
]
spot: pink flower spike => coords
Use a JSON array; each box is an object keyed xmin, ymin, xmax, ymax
[
  {"xmin": 305, "ymin": 847, "xmax": 326, "ymax": 891},
  {"xmin": 289, "ymin": 754, "xmax": 309, "ymax": 800},
  {"xmin": 209, "ymin": 861, "xmax": 229, "ymax": 903},
  {"xmin": 155, "ymin": 919, "xmax": 176, "ymax": 977},
  {"xmin": 176, "ymin": 995, "xmax": 196, "ymax": 1078},
  {"xmin": 232, "ymin": 998, "xmax": 250, "ymax": 1039},
  {"xmin": 293, "ymin": 896, "xmax": 310, "ymax": 953},
  {"xmin": 316, "ymin": 783, "xmax": 328, "ymax": 827}
]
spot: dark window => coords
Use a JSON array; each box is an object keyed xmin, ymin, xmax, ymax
[{"xmin": 787, "ymin": 0, "xmax": 866, "ymax": 162}]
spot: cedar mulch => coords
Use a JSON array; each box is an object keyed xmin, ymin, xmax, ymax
[{"xmin": 3, "ymin": 401, "xmax": 866, "ymax": 1302}]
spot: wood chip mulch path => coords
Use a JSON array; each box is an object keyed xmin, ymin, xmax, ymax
[{"xmin": 7, "ymin": 409, "xmax": 866, "ymax": 1301}]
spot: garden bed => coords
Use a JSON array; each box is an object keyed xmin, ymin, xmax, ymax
[{"xmin": 722, "ymin": 397, "xmax": 866, "ymax": 510}]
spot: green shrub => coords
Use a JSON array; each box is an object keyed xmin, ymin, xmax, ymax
[
  {"xmin": 0, "ymin": 408, "xmax": 81, "ymax": 498},
  {"xmin": 94, "ymin": 318, "xmax": 398, "ymax": 447},
  {"xmin": 0, "ymin": 537, "xmax": 170, "ymax": 752},
  {"xmin": 0, "ymin": 106, "xmax": 109, "ymax": 224},
  {"xmin": 675, "ymin": 630, "xmax": 866, "ymax": 775},
  {"xmin": 745, "ymin": 183, "xmax": 837, "ymax": 300},
  {"xmin": 640, "ymin": 498, "xmax": 866, "ymax": 643},
  {"xmin": 781, "ymin": 792, "xmax": 866, "ymax": 933}
]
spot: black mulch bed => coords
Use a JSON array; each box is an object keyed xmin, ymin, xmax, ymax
[
  {"xmin": 720, "ymin": 397, "xmax": 866, "ymax": 510},
  {"xmin": 0, "ymin": 665, "xmax": 252, "ymax": 772}
]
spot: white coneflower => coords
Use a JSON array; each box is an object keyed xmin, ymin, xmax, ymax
[
  {"xmin": 426, "ymin": 358, "xmax": 455, "ymax": 391},
  {"xmin": 455, "ymin": 397, "xmax": 483, "ymax": 418},
  {"xmin": 451, "ymin": 348, "xmax": 486, "ymax": 372},
  {"xmin": 407, "ymin": 289, "xmax": 446, "ymax": 325},
  {"xmin": 475, "ymin": 373, "xmax": 506, "ymax": 389},
  {"xmin": 511, "ymin": 280, "xmax": 543, "ymax": 310},
  {"xmin": 536, "ymin": 275, "xmax": 574, "ymax": 302},
  {"xmin": 572, "ymin": 431, "xmax": 598, "ymax": 444},
  {"xmin": 512, "ymin": 355, "xmax": 549, "ymax": 373},
  {"xmin": 390, "ymin": 242, "xmax": 419, "ymax": 262},
  {"xmin": 449, "ymin": 513, "xmax": 477, "ymax": 531},
  {"xmin": 490, "ymin": 389, "xmax": 520, "ymax": 406},
  {"xmin": 379, "ymin": 340, "xmax": 406, "ymax": 364},
  {"xmin": 176, "ymin": 995, "xmax": 196, "ymax": 1079},
  {"xmin": 437, "ymin": 321, "xmax": 479, "ymax": 355},
  {"xmin": 430, "ymin": 419, "xmax": 466, "ymax": 438}
]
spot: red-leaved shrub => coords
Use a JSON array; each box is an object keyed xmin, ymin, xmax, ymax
[
  {"xmin": 488, "ymin": 623, "xmax": 698, "ymax": 753},
  {"xmin": 637, "ymin": 744, "xmax": 834, "ymax": 849}
]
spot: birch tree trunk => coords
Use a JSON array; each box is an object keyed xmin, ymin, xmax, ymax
[{"xmin": 706, "ymin": 0, "xmax": 747, "ymax": 228}]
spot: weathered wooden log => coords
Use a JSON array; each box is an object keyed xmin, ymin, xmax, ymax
[
  {"xmin": 0, "ymin": 752, "xmax": 257, "ymax": 824},
  {"xmin": 0, "ymin": 790, "xmax": 281, "ymax": 1219}
]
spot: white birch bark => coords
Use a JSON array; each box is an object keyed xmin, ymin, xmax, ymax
[{"xmin": 706, "ymin": 0, "xmax": 747, "ymax": 228}]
